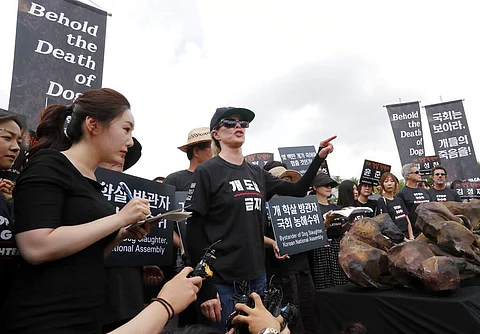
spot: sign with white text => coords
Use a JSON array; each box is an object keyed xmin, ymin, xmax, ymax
[
  {"xmin": 9, "ymin": 0, "xmax": 107, "ymax": 130},
  {"xmin": 95, "ymin": 168, "xmax": 175, "ymax": 267},
  {"xmin": 359, "ymin": 159, "xmax": 391, "ymax": 185},
  {"xmin": 268, "ymin": 195, "xmax": 327, "ymax": 256},
  {"xmin": 385, "ymin": 101, "xmax": 425, "ymax": 166},
  {"xmin": 425, "ymin": 100, "xmax": 479, "ymax": 182},
  {"xmin": 278, "ymin": 146, "xmax": 329, "ymax": 175}
]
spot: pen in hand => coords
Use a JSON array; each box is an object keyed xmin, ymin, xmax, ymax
[{"xmin": 119, "ymin": 182, "xmax": 153, "ymax": 230}]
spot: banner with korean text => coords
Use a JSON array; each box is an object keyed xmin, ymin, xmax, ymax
[
  {"xmin": 9, "ymin": 0, "xmax": 107, "ymax": 130},
  {"xmin": 278, "ymin": 146, "xmax": 329, "ymax": 176},
  {"xmin": 267, "ymin": 195, "xmax": 327, "ymax": 256},
  {"xmin": 385, "ymin": 102, "xmax": 425, "ymax": 166},
  {"xmin": 95, "ymin": 168, "xmax": 175, "ymax": 267},
  {"xmin": 424, "ymin": 100, "xmax": 479, "ymax": 181}
]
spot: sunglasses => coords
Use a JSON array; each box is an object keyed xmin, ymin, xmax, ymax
[
  {"xmin": 434, "ymin": 173, "xmax": 446, "ymax": 176},
  {"xmin": 216, "ymin": 118, "xmax": 250, "ymax": 129},
  {"xmin": 409, "ymin": 170, "xmax": 420, "ymax": 175}
]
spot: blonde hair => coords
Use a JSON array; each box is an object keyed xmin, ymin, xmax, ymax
[{"xmin": 211, "ymin": 134, "xmax": 221, "ymax": 156}]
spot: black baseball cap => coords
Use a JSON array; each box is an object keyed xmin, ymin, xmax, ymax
[
  {"xmin": 210, "ymin": 107, "xmax": 255, "ymax": 131},
  {"xmin": 312, "ymin": 173, "xmax": 338, "ymax": 188}
]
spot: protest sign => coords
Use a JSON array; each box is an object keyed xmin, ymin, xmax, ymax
[
  {"xmin": 451, "ymin": 181, "xmax": 480, "ymax": 200},
  {"xmin": 244, "ymin": 152, "xmax": 274, "ymax": 168},
  {"xmin": 425, "ymin": 100, "xmax": 479, "ymax": 181},
  {"xmin": 411, "ymin": 156, "xmax": 440, "ymax": 176},
  {"xmin": 268, "ymin": 195, "xmax": 327, "ymax": 256},
  {"xmin": 359, "ymin": 159, "xmax": 391, "ymax": 185},
  {"xmin": 95, "ymin": 168, "xmax": 175, "ymax": 266},
  {"xmin": 278, "ymin": 146, "xmax": 329, "ymax": 175},
  {"xmin": 10, "ymin": 0, "xmax": 107, "ymax": 130},
  {"xmin": 385, "ymin": 102, "xmax": 425, "ymax": 166}
]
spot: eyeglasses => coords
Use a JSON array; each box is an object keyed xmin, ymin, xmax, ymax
[
  {"xmin": 216, "ymin": 118, "xmax": 250, "ymax": 129},
  {"xmin": 434, "ymin": 173, "xmax": 446, "ymax": 176},
  {"xmin": 409, "ymin": 170, "xmax": 420, "ymax": 175}
]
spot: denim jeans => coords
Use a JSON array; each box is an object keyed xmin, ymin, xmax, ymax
[{"xmin": 203, "ymin": 274, "xmax": 267, "ymax": 332}]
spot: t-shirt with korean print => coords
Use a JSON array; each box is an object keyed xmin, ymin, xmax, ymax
[{"xmin": 185, "ymin": 153, "xmax": 324, "ymax": 302}]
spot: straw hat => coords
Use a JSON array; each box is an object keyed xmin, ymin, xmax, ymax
[
  {"xmin": 178, "ymin": 127, "xmax": 212, "ymax": 152},
  {"xmin": 268, "ymin": 166, "xmax": 302, "ymax": 183}
]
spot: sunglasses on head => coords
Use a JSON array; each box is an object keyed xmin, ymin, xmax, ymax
[
  {"xmin": 434, "ymin": 172, "xmax": 446, "ymax": 176},
  {"xmin": 216, "ymin": 118, "xmax": 250, "ymax": 129}
]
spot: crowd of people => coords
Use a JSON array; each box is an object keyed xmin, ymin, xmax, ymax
[{"xmin": 0, "ymin": 87, "xmax": 466, "ymax": 334}]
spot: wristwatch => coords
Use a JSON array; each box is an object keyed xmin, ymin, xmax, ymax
[{"xmin": 259, "ymin": 328, "xmax": 280, "ymax": 334}]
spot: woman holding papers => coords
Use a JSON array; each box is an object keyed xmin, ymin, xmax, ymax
[
  {"xmin": 310, "ymin": 173, "xmax": 350, "ymax": 289},
  {"xmin": 185, "ymin": 106, "xmax": 336, "ymax": 331},
  {"xmin": 1, "ymin": 88, "xmax": 162, "ymax": 333},
  {"xmin": 377, "ymin": 172, "xmax": 414, "ymax": 240}
]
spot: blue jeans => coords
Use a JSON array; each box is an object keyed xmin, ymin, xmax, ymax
[{"xmin": 203, "ymin": 274, "xmax": 267, "ymax": 332}]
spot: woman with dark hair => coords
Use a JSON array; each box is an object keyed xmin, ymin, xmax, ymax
[
  {"xmin": 0, "ymin": 89, "xmax": 201, "ymax": 333},
  {"xmin": 337, "ymin": 180, "xmax": 359, "ymax": 208},
  {"xmin": 0, "ymin": 113, "xmax": 23, "ymax": 309},
  {"xmin": 310, "ymin": 173, "xmax": 349, "ymax": 289},
  {"xmin": 377, "ymin": 172, "xmax": 413, "ymax": 240},
  {"xmin": 185, "ymin": 107, "xmax": 336, "ymax": 331}
]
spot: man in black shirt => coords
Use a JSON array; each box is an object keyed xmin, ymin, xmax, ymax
[
  {"xmin": 428, "ymin": 165, "xmax": 462, "ymax": 202},
  {"xmin": 164, "ymin": 127, "xmax": 212, "ymax": 191},
  {"xmin": 397, "ymin": 163, "xmax": 431, "ymax": 233}
]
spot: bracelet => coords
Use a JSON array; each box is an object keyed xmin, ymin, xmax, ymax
[{"xmin": 151, "ymin": 297, "xmax": 175, "ymax": 320}]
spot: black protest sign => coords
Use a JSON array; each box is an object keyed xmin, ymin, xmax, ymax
[
  {"xmin": 268, "ymin": 195, "xmax": 327, "ymax": 256},
  {"xmin": 95, "ymin": 168, "xmax": 175, "ymax": 267},
  {"xmin": 451, "ymin": 181, "xmax": 480, "ymax": 200},
  {"xmin": 278, "ymin": 146, "xmax": 328, "ymax": 175},
  {"xmin": 424, "ymin": 100, "xmax": 479, "ymax": 182},
  {"xmin": 244, "ymin": 153, "xmax": 274, "ymax": 168},
  {"xmin": 9, "ymin": 0, "xmax": 107, "ymax": 130},
  {"xmin": 359, "ymin": 160, "xmax": 391, "ymax": 185},
  {"xmin": 385, "ymin": 102, "xmax": 425, "ymax": 166},
  {"xmin": 411, "ymin": 156, "xmax": 440, "ymax": 176}
]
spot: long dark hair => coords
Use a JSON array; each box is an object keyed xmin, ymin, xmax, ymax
[
  {"xmin": 29, "ymin": 88, "xmax": 130, "ymax": 156},
  {"xmin": 337, "ymin": 180, "xmax": 357, "ymax": 208}
]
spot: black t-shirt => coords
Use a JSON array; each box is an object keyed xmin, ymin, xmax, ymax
[
  {"xmin": 397, "ymin": 186, "xmax": 430, "ymax": 226},
  {"xmin": 318, "ymin": 203, "xmax": 343, "ymax": 239},
  {"xmin": 164, "ymin": 169, "xmax": 194, "ymax": 191},
  {"xmin": 0, "ymin": 194, "xmax": 16, "ymax": 310},
  {"xmin": 428, "ymin": 187, "xmax": 462, "ymax": 203},
  {"xmin": 354, "ymin": 199, "xmax": 377, "ymax": 217},
  {"xmin": 377, "ymin": 196, "xmax": 409, "ymax": 236},
  {"xmin": 1, "ymin": 149, "xmax": 116, "ymax": 334},
  {"xmin": 185, "ymin": 154, "xmax": 323, "ymax": 301}
]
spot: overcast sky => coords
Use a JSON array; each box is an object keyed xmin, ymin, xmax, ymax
[{"xmin": 1, "ymin": 0, "xmax": 479, "ymax": 181}]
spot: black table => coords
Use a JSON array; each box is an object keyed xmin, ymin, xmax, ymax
[{"xmin": 316, "ymin": 279, "xmax": 480, "ymax": 334}]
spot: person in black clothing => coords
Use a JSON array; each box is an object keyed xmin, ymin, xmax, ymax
[
  {"xmin": 428, "ymin": 165, "xmax": 462, "ymax": 203},
  {"xmin": 165, "ymin": 127, "xmax": 212, "ymax": 327},
  {"xmin": 397, "ymin": 163, "xmax": 430, "ymax": 234},
  {"xmin": 0, "ymin": 113, "xmax": 23, "ymax": 310},
  {"xmin": 164, "ymin": 126, "xmax": 212, "ymax": 191},
  {"xmin": 263, "ymin": 161, "xmax": 318, "ymax": 334},
  {"xmin": 310, "ymin": 173, "xmax": 347, "ymax": 289},
  {"xmin": 185, "ymin": 106, "xmax": 336, "ymax": 332},
  {"xmin": 355, "ymin": 183, "xmax": 377, "ymax": 217},
  {"xmin": 0, "ymin": 88, "xmax": 155, "ymax": 333},
  {"xmin": 377, "ymin": 172, "xmax": 413, "ymax": 240}
]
